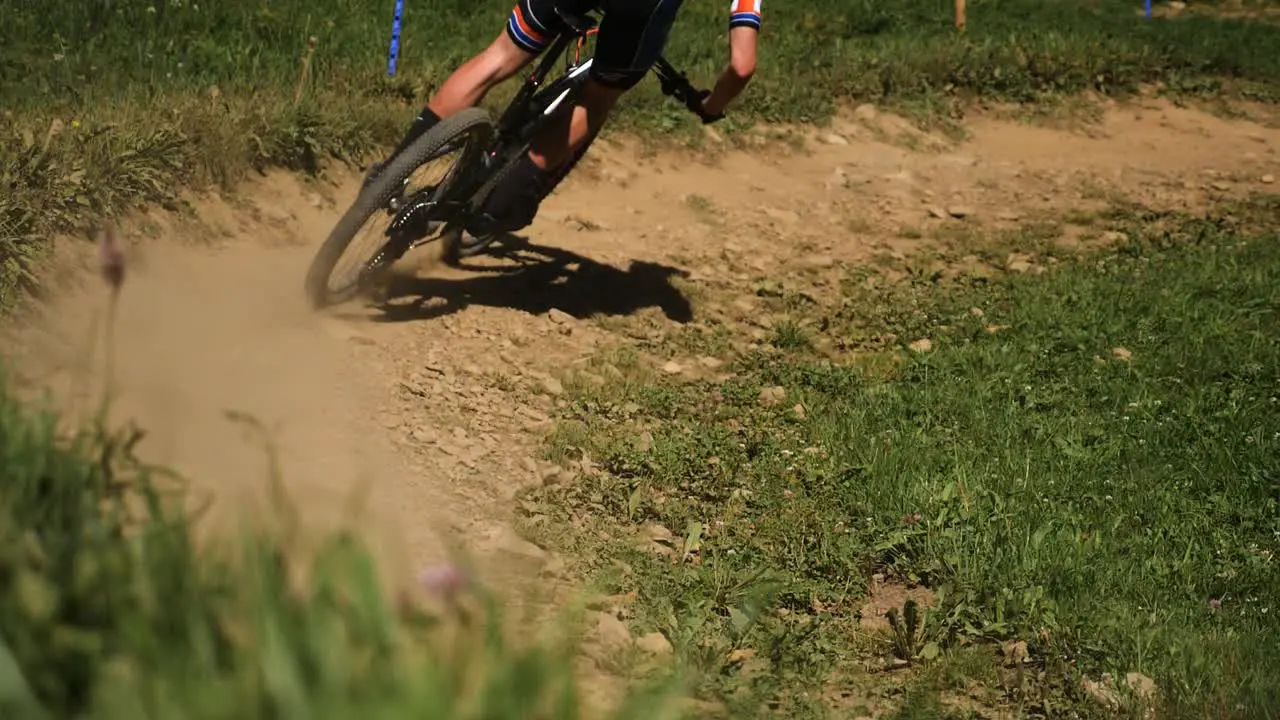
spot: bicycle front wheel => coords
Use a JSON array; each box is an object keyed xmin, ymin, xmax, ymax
[{"xmin": 304, "ymin": 108, "xmax": 494, "ymax": 309}]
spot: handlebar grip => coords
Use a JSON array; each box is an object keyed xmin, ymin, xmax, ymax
[{"xmin": 653, "ymin": 59, "xmax": 723, "ymax": 124}]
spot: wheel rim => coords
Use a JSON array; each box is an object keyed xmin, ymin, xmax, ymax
[{"xmin": 326, "ymin": 137, "xmax": 477, "ymax": 297}]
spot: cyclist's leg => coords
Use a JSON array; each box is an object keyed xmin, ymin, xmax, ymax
[
  {"xmin": 470, "ymin": 0, "xmax": 685, "ymax": 235},
  {"xmin": 367, "ymin": 1, "xmax": 564, "ymax": 184}
]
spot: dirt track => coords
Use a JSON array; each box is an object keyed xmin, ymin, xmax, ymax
[{"xmin": 4, "ymin": 98, "xmax": 1279, "ymax": 622}]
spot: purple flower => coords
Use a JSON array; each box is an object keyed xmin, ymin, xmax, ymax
[{"xmin": 419, "ymin": 563, "xmax": 469, "ymax": 598}]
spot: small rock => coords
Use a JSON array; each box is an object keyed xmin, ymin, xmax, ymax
[
  {"xmin": 1083, "ymin": 676, "xmax": 1120, "ymax": 709},
  {"xmin": 1211, "ymin": 181, "xmax": 1231, "ymax": 192},
  {"xmin": 995, "ymin": 210, "xmax": 1021, "ymax": 222},
  {"xmin": 541, "ymin": 377, "xmax": 564, "ymax": 396},
  {"xmin": 1007, "ymin": 255, "xmax": 1033, "ymax": 273},
  {"xmin": 1262, "ymin": 174, "xmax": 1275, "ymax": 185},
  {"xmin": 640, "ymin": 523, "xmax": 674, "ymax": 543},
  {"xmin": 577, "ymin": 370, "xmax": 605, "ymax": 387},
  {"xmin": 927, "ymin": 205, "xmax": 948, "ymax": 219},
  {"xmin": 547, "ymin": 308, "xmax": 574, "ymax": 324},
  {"xmin": 492, "ymin": 528, "xmax": 548, "ymax": 561},
  {"xmin": 697, "ymin": 356, "xmax": 724, "ymax": 370},
  {"xmin": 1100, "ymin": 230, "xmax": 1127, "ymax": 243},
  {"xmin": 908, "ymin": 338, "xmax": 933, "ymax": 353},
  {"xmin": 544, "ymin": 467, "xmax": 575, "ymax": 486},
  {"xmin": 634, "ymin": 431, "xmax": 654, "ymax": 453},
  {"xmin": 763, "ymin": 207, "xmax": 800, "ymax": 224},
  {"xmin": 820, "ymin": 132, "xmax": 849, "ymax": 145},
  {"xmin": 853, "ymin": 103, "xmax": 878, "ymax": 121},
  {"xmin": 539, "ymin": 554, "xmax": 567, "ymax": 578},
  {"xmin": 791, "ymin": 403, "xmax": 807, "ymax": 420},
  {"xmin": 1125, "ymin": 672, "xmax": 1158, "ymax": 702},
  {"xmin": 411, "ymin": 427, "xmax": 437, "ymax": 443},
  {"xmin": 601, "ymin": 167, "xmax": 634, "ymax": 187},
  {"xmin": 727, "ymin": 648, "xmax": 757, "ymax": 664},
  {"xmin": 702, "ymin": 126, "xmax": 724, "ymax": 144},
  {"xmin": 969, "ymin": 307, "xmax": 985, "ymax": 318},
  {"xmin": 1002, "ymin": 640, "xmax": 1030, "ymax": 666},
  {"xmin": 1111, "ymin": 347, "xmax": 1132, "ymax": 362},
  {"xmin": 662, "ymin": 360, "xmax": 684, "ymax": 375},
  {"xmin": 757, "ymin": 386, "xmax": 787, "ymax": 407},
  {"xmin": 946, "ymin": 205, "xmax": 975, "ymax": 219},
  {"xmin": 636, "ymin": 632, "xmax": 673, "ymax": 656},
  {"xmin": 594, "ymin": 612, "xmax": 633, "ymax": 649}
]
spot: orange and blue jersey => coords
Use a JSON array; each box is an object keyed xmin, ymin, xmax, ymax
[
  {"xmin": 508, "ymin": 0, "xmax": 553, "ymax": 53},
  {"xmin": 729, "ymin": 0, "xmax": 762, "ymax": 30}
]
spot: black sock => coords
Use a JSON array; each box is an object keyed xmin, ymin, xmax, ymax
[{"xmin": 388, "ymin": 107, "xmax": 442, "ymax": 159}]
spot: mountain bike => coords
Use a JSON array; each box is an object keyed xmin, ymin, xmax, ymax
[{"xmin": 303, "ymin": 6, "xmax": 719, "ymax": 309}]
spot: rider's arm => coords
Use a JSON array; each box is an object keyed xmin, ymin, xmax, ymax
[{"xmin": 702, "ymin": 2, "xmax": 760, "ymax": 118}]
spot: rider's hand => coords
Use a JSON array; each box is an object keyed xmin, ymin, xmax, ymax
[{"xmin": 695, "ymin": 90, "xmax": 725, "ymax": 125}]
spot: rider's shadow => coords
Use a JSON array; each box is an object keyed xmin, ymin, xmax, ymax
[{"xmin": 371, "ymin": 234, "xmax": 694, "ymax": 324}]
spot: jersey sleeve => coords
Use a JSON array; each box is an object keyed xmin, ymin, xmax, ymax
[{"xmin": 729, "ymin": 0, "xmax": 762, "ymax": 30}]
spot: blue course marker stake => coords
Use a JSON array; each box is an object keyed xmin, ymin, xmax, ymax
[
  {"xmin": 388, "ymin": 0, "xmax": 405, "ymax": 76},
  {"xmin": 1145, "ymin": 0, "xmax": 1152, "ymax": 18}
]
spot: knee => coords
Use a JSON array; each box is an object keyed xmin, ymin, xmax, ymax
[
  {"xmin": 469, "ymin": 35, "xmax": 533, "ymax": 88},
  {"xmin": 730, "ymin": 53, "xmax": 756, "ymax": 82},
  {"xmin": 581, "ymin": 80, "xmax": 625, "ymax": 115}
]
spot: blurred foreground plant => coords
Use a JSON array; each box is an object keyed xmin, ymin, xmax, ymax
[{"xmin": 0, "ymin": 225, "xmax": 684, "ymax": 719}]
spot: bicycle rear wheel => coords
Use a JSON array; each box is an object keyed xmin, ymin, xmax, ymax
[{"xmin": 304, "ymin": 108, "xmax": 494, "ymax": 309}]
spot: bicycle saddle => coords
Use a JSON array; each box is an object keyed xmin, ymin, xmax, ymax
[{"xmin": 553, "ymin": 4, "xmax": 599, "ymax": 35}]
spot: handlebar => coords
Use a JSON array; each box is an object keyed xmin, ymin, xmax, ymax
[{"xmin": 652, "ymin": 57, "xmax": 724, "ymax": 125}]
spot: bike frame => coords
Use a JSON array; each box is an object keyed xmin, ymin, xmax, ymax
[
  {"xmin": 382, "ymin": 9, "xmax": 702, "ymax": 254},
  {"xmin": 383, "ymin": 23, "xmax": 596, "ymax": 238}
]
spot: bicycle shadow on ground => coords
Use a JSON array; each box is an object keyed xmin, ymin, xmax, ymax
[{"xmin": 369, "ymin": 233, "xmax": 694, "ymax": 324}]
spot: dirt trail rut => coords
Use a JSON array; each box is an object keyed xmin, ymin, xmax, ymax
[{"xmin": 5, "ymin": 98, "xmax": 1278, "ymax": 622}]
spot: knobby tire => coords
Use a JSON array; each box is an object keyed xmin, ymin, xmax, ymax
[{"xmin": 303, "ymin": 108, "xmax": 494, "ymax": 309}]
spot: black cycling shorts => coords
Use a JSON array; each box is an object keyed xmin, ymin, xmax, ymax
[{"xmin": 505, "ymin": 0, "xmax": 685, "ymax": 90}]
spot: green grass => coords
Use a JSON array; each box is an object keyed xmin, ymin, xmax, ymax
[
  {"xmin": 526, "ymin": 202, "xmax": 1280, "ymax": 718},
  {"xmin": 7, "ymin": 3, "xmax": 1280, "ymax": 713},
  {"xmin": 0, "ymin": 370, "xmax": 690, "ymax": 719},
  {"xmin": 5, "ymin": 0, "xmax": 1280, "ymax": 305}
]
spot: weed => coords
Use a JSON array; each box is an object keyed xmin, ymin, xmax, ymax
[{"xmin": 770, "ymin": 320, "xmax": 812, "ymax": 351}]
